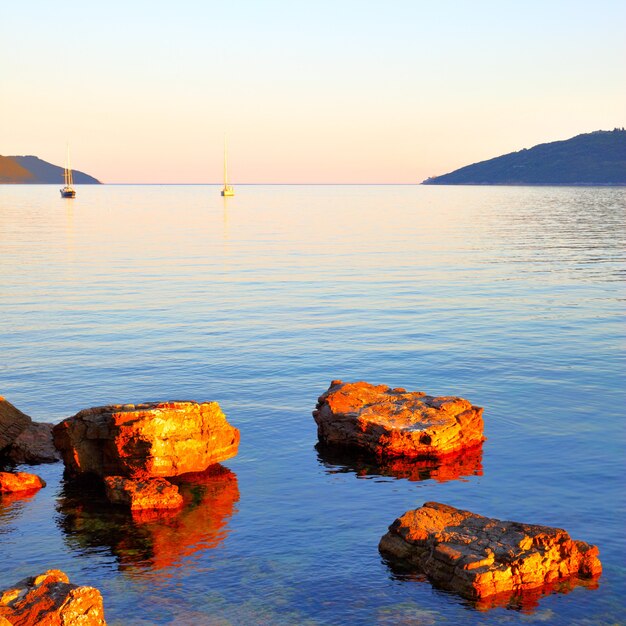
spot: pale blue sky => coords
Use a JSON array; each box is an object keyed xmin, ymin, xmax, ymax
[{"xmin": 2, "ymin": 0, "xmax": 624, "ymax": 182}]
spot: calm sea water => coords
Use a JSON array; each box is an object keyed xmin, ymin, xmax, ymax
[{"xmin": 0, "ymin": 184, "xmax": 624, "ymax": 625}]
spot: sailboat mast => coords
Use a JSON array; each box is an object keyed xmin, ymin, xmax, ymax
[
  {"xmin": 223, "ymin": 136, "xmax": 228, "ymax": 187},
  {"xmin": 59, "ymin": 143, "xmax": 77, "ymax": 197},
  {"xmin": 220, "ymin": 135, "xmax": 234, "ymax": 196},
  {"xmin": 67, "ymin": 145, "xmax": 74, "ymax": 187},
  {"xmin": 64, "ymin": 144, "xmax": 74, "ymax": 187}
]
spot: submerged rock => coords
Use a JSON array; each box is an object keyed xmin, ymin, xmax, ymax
[
  {"xmin": 379, "ymin": 502, "xmax": 602, "ymax": 607},
  {"xmin": 53, "ymin": 400, "xmax": 240, "ymax": 478},
  {"xmin": 104, "ymin": 476, "xmax": 183, "ymax": 511},
  {"xmin": 0, "ymin": 471, "xmax": 46, "ymax": 493},
  {"xmin": 313, "ymin": 381, "xmax": 484, "ymax": 459},
  {"xmin": 0, "ymin": 396, "xmax": 59, "ymax": 465},
  {"xmin": 0, "ymin": 569, "xmax": 106, "ymax": 625}
]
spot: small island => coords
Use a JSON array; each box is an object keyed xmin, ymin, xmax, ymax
[{"xmin": 422, "ymin": 128, "xmax": 626, "ymax": 186}]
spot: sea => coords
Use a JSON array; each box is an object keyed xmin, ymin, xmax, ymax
[{"xmin": 0, "ymin": 184, "xmax": 624, "ymax": 625}]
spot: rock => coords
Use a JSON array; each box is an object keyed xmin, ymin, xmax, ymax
[
  {"xmin": 316, "ymin": 441, "xmax": 483, "ymax": 483},
  {"xmin": 53, "ymin": 400, "xmax": 240, "ymax": 478},
  {"xmin": 313, "ymin": 381, "xmax": 484, "ymax": 459},
  {"xmin": 104, "ymin": 476, "xmax": 183, "ymax": 511},
  {"xmin": 0, "ymin": 397, "xmax": 60, "ymax": 465},
  {"xmin": 0, "ymin": 569, "xmax": 106, "ymax": 625},
  {"xmin": 379, "ymin": 502, "xmax": 602, "ymax": 607},
  {"xmin": 0, "ymin": 472, "xmax": 46, "ymax": 493},
  {"xmin": 0, "ymin": 397, "xmax": 31, "ymax": 452},
  {"xmin": 4, "ymin": 422, "xmax": 60, "ymax": 465}
]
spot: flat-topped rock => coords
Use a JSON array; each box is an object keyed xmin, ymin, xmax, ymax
[
  {"xmin": 0, "ymin": 471, "xmax": 46, "ymax": 493},
  {"xmin": 0, "ymin": 569, "xmax": 106, "ymax": 625},
  {"xmin": 53, "ymin": 400, "xmax": 240, "ymax": 478},
  {"xmin": 379, "ymin": 502, "xmax": 602, "ymax": 605},
  {"xmin": 313, "ymin": 381, "xmax": 484, "ymax": 459},
  {"xmin": 104, "ymin": 476, "xmax": 183, "ymax": 511}
]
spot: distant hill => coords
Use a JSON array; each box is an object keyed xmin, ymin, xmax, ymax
[
  {"xmin": 0, "ymin": 156, "xmax": 35, "ymax": 183},
  {"xmin": 0, "ymin": 155, "xmax": 100, "ymax": 184},
  {"xmin": 422, "ymin": 129, "xmax": 626, "ymax": 185}
]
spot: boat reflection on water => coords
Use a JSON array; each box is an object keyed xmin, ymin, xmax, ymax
[
  {"xmin": 316, "ymin": 442, "xmax": 483, "ymax": 483},
  {"xmin": 56, "ymin": 464, "xmax": 239, "ymax": 576}
]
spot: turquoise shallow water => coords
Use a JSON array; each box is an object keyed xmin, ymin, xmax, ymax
[{"xmin": 0, "ymin": 184, "xmax": 624, "ymax": 625}]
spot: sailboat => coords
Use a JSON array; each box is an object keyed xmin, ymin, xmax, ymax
[
  {"xmin": 221, "ymin": 137, "xmax": 234, "ymax": 197},
  {"xmin": 60, "ymin": 145, "xmax": 76, "ymax": 198}
]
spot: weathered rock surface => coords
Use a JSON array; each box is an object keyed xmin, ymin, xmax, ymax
[
  {"xmin": 379, "ymin": 502, "xmax": 602, "ymax": 606},
  {"xmin": 313, "ymin": 381, "xmax": 485, "ymax": 459},
  {"xmin": 0, "ymin": 472, "xmax": 46, "ymax": 493},
  {"xmin": 53, "ymin": 401, "xmax": 240, "ymax": 478},
  {"xmin": 104, "ymin": 476, "xmax": 183, "ymax": 511},
  {"xmin": 0, "ymin": 396, "xmax": 59, "ymax": 464},
  {"xmin": 4, "ymin": 422, "xmax": 59, "ymax": 465},
  {"xmin": 0, "ymin": 397, "xmax": 31, "ymax": 451},
  {"xmin": 0, "ymin": 569, "xmax": 106, "ymax": 625}
]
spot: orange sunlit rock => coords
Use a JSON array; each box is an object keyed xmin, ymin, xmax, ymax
[
  {"xmin": 313, "ymin": 381, "xmax": 485, "ymax": 459},
  {"xmin": 53, "ymin": 400, "xmax": 240, "ymax": 478},
  {"xmin": 0, "ymin": 471, "xmax": 46, "ymax": 493},
  {"xmin": 104, "ymin": 476, "xmax": 183, "ymax": 511},
  {"xmin": 0, "ymin": 569, "xmax": 106, "ymax": 625},
  {"xmin": 379, "ymin": 502, "xmax": 602, "ymax": 608}
]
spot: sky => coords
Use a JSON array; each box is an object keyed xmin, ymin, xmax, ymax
[{"xmin": 1, "ymin": 0, "xmax": 625, "ymax": 183}]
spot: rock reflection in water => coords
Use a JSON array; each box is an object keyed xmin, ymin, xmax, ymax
[
  {"xmin": 56, "ymin": 464, "xmax": 239, "ymax": 575},
  {"xmin": 316, "ymin": 442, "xmax": 483, "ymax": 483},
  {"xmin": 0, "ymin": 489, "xmax": 39, "ymax": 526},
  {"xmin": 390, "ymin": 568, "xmax": 600, "ymax": 613},
  {"xmin": 472, "ymin": 577, "xmax": 601, "ymax": 613}
]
